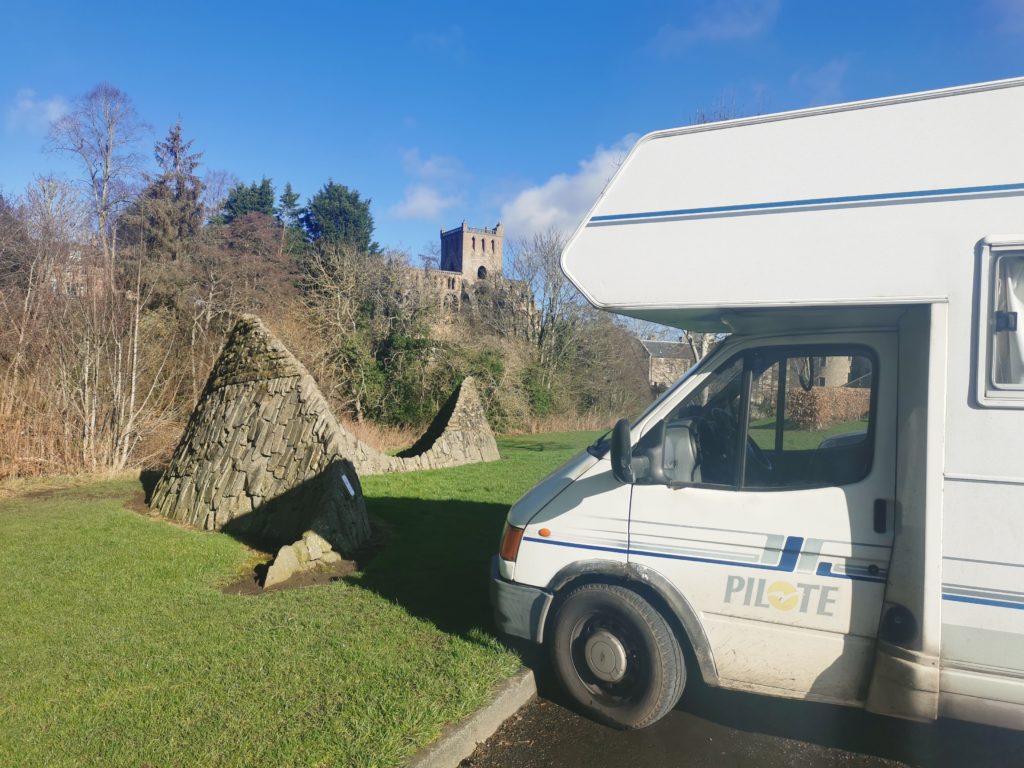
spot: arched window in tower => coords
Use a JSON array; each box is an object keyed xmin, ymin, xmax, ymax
[
  {"xmin": 477, "ymin": 265, "xmax": 488, "ymax": 280},
  {"xmin": 472, "ymin": 236, "xmax": 476, "ymax": 251},
  {"xmin": 491, "ymin": 239, "xmax": 495, "ymax": 253}
]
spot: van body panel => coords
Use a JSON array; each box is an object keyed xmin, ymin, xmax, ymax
[
  {"xmin": 512, "ymin": 459, "xmax": 631, "ymax": 590},
  {"xmin": 627, "ymin": 331, "xmax": 897, "ymax": 704},
  {"xmin": 493, "ymin": 79, "xmax": 1024, "ymax": 730},
  {"xmin": 702, "ymin": 615, "xmax": 877, "ymax": 701},
  {"xmin": 560, "ymin": 78, "xmax": 1024, "ymax": 329},
  {"xmin": 506, "ymin": 449, "xmax": 598, "ymax": 528}
]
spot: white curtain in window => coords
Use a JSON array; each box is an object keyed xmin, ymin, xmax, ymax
[{"xmin": 995, "ymin": 257, "xmax": 1024, "ymax": 386}]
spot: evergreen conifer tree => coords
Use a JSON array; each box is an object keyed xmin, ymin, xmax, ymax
[
  {"xmin": 125, "ymin": 121, "xmax": 203, "ymax": 260},
  {"xmin": 300, "ymin": 180, "xmax": 378, "ymax": 252},
  {"xmin": 221, "ymin": 177, "xmax": 276, "ymax": 223},
  {"xmin": 277, "ymin": 182, "xmax": 301, "ymax": 228}
]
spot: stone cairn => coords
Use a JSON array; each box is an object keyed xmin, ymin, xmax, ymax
[
  {"xmin": 150, "ymin": 315, "xmax": 371, "ymax": 556},
  {"xmin": 151, "ymin": 315, "xmax": 500, "ymax": 584},
  {"xmin": 264, "ymin": 530, "xmax": 346, "ymax": 588}
]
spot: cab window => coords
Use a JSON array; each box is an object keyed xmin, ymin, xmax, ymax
[
  {"xmin": 650, "ymin": 356, "xmax": 743, "ymax": 486},
  {"xmin": 744, "ymin": 351, "xmax": 874, "ymax": 488},
  {"xmin": 636, "ymin": 346, "xmax": 875, "ymax": 490}
]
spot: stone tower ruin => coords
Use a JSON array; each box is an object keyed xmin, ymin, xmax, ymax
[{"xmin": 439, "ymin": 222, "xmax": 504, "ymax": 284}]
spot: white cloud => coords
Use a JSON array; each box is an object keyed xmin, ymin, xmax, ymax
[
  {"xmin": 402, "ymin": 148, "xmax": 462, "ymax": 180},
  {"xmin": 412, "ymin": 25, "xmax": 466, "ymax": 61},
  {"xmin": 789, "ymin": 58, "xmax": 849, "ymax": 107},
  {"xmin": 989, "ymin": 0, "xmax": 1024, "ymax": 34},
  {"xmin": 6, "ymin": 88, "xmax": 68, "ymax": 134},
  {"xmin": 651, "ymin": 0, "xmax": 780, "ymax": 54},
  {"xmin": 390, "ymin": 184, "xmax": 462, "ymax": 220},
  {"xmin": 499, "ymin": 136, "xmax": 636, "ymax": 238}
]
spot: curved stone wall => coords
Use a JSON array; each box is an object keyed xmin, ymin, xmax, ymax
[{"xmin": 341, "ymin": 376, "xmax": 500, "ymax": 474}]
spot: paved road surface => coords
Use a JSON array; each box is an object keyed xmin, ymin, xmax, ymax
[{"xmin": 462, "ymin": 658, "xmax": 1024, "ymax": 768}]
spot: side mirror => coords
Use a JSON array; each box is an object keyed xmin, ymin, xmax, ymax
[{"xmin": 610, "ymin": 418, "xmax": 635, "ymax": 484}]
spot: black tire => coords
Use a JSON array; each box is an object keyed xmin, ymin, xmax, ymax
[{"xmin": 549, "ymin": 583, "xmax": 685, "ymax": 729}]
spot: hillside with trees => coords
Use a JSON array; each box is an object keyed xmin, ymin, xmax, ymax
[{"xmin": 0, "ymin": 83, "xmax": 651, "ymax": 479}]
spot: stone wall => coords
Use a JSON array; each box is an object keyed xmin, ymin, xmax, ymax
[
  {"xmin": 350, "ymin": 376, "xmax": 500, "ymax": 473},
  {"xmin": 151, "ymin": 315, "xmax": 500, "ymax": 548},
  {"xmin": 649, "ymin": 357, "xmax": 691, "ymax": 390}
]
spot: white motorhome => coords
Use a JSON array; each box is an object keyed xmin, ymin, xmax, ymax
[{"xmin": 491, "ymin": 78, "xmax": 1024, "ymax": 730}]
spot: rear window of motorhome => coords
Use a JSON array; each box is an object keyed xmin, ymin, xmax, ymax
[{"xmin": 991, "ymin": 253, "xmax": 1024, "ymax": 391}]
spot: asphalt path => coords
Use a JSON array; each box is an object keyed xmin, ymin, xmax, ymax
[{"xmin": 461, "ymin": 654, "xmax": 1024, "ymax": 768}]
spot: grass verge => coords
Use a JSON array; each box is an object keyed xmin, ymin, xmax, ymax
[{"xmin": 0, "ymin": 431, "xmax": 598, "ymax": 768}]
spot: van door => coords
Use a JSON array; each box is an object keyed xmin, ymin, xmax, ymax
[{"xmin": 628, "ymin": 333, "xmax": 897, "ymax": 703}]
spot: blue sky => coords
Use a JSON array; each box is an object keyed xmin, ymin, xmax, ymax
[{"xmin": 2, "ymin": 1, "xmax": 1023, "ymax": 257}]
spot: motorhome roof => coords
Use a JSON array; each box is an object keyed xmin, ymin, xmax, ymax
[
  {"xmin": 637, "ymin": 77, "xmax": 1024, "ymax": 146},
  {"xmin": 561, "ymin": 78, "xmax": 1024, "ymax": 332}
]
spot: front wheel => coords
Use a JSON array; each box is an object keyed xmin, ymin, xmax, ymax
[{"xmin": 549, "ymin": 583, "xmax": 685, "ymax": 729}]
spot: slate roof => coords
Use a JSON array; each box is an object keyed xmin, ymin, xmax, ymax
[{"xmin": 640, "ymin": 339, "xmax": 695, "ymax": 361}]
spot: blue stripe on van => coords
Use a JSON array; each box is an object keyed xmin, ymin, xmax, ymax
[
  {"xmin": 942, "ymin": 593, "xmax": 1024, "ymax": 611},
  {"xmin": 523, "ymin": 535, "xmax": 804, "ymax": 572},
  {"xmin": 588, "ymin": 181, "xmax": 1024, "ymax": 223}
]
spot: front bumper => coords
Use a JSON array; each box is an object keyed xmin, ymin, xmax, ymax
[{"xmin": 490, "ymin": 556, "xmax": 553, "ymax": 643}]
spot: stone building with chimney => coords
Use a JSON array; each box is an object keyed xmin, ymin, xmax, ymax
[{"xmin": 639, "ymin": 339, "xmax": 696, "ymax": 391}]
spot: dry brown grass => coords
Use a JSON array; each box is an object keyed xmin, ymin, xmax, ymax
[
  {"xmin": 0, "ymin": 470, "xmax": 137, "ymax": 500},
  {"xmin": 511, "ymin": 412, "xmax": 617, "ymax": 436},
  {"xmin": 338, "ymin": 418, "xmax": 422, "ymax": 453}
]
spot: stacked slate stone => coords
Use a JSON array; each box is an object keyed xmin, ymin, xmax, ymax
[
  {"xmin": 375, "ymin": 376, "xmax": 500, "ymax": 472},
  {"xmin": 151, "ymin": 315, "xmax": 371, "ymax": 554},
  {"xmin": 282, "ymin": 374, "xmax": 498, "ymax": 475},
  {"xmin": 152, "ymin": 314, "xmax": 501, "ymax": 554}
]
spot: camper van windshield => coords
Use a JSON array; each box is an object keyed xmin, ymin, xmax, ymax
[
  {"xmin": 643, "ymin": 346, "xmax": 875, "ymax": 489},
  {"xmin": 588, "ymin": 348, "xmax": 720, "ymax": 458},
  {"xmin": 633, "ymin": 348, "xmax": 717, "ymax": 427}
]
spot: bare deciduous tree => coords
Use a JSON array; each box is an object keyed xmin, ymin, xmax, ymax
[
  {"xmin": 200, "ymin": 169, "xmax": 240, "ymax": 222},
  {"xmin": 48, "ymin": 83, "xmax": 147, "ymax": 272},
  {"xmin": 506, "ymin": 227, "xmax": 585, "ymax": 385}
]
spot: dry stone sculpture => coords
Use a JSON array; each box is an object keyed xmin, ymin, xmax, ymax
[
  {"xmin": 342, "ymin": 374, "xmax": 501, "ymax": 474},
  {"xmin": 151, "ymin": 314, "xmax": 500, "ymax": 551},
  {"xmin": 151, "ymin": 315, "xmax": 371, "ymax": 554}
]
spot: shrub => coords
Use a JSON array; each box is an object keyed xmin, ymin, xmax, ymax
[{"xmin": 787, "ymin": 387, "xmax": 870, "ymax": 431}]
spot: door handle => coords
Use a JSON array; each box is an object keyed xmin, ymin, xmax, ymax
[{"xmin": 873, "ymin": 499, "xmax": 887, "ymax": 534}]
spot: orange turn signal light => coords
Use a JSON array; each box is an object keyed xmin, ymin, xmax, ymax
[
  {"xmin": 499, "ymin": 524, "xmax": 525, "ymax": 562},
  {"xmin": 538, "ymin": 528, "xmax": 551, "ymax": 537}
]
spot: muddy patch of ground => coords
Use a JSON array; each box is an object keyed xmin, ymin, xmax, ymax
[
  {"xmin": 125, "ymin": 478, "xmax": 391, "ymax": 595},
  {"xmin": 221, "ymin": 557, "xmax": 360, "ymax": 595}
]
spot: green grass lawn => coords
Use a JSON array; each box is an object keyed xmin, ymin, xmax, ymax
[
  {"xmin": 0, "ymin": 431, "xmax": 599, "ymax": 768},
  {"xmin": 748, "ymin": 417, "xmax": 868, "ymax": 450}
]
